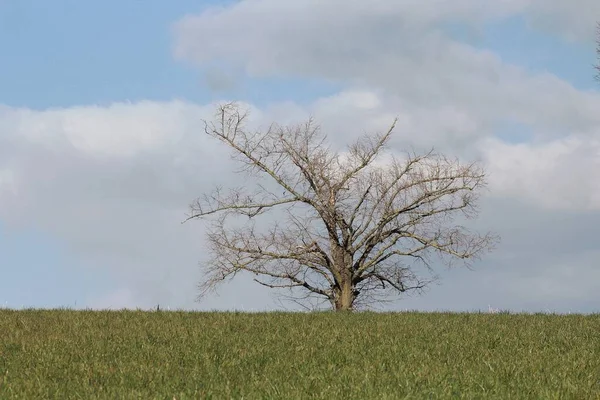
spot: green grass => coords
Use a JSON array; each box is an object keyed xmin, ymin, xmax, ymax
[{"xmin": 1, "ymin": 309, "xmax": 599, "ymax": 399}]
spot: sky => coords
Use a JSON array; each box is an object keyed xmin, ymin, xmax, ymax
[{"xmin": 1, "ymin": 0, "xmax": 599, "ymax": 313}]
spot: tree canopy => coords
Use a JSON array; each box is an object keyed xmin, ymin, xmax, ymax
[{"xmin": 186, "ymin": 103, "xmax": 498, "ymax": 311}]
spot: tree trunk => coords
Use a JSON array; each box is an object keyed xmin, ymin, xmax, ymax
[
  {"xmin": 331, "ymin": 242, "xmax": 355, "ymax": 311},
  {"xmin": 334, "ymin": 279, "xmax": 355, "ymax": 311}
]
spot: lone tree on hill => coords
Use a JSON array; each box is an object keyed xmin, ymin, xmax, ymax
[{"xmin": 185, "ymin": 103, "xmax": 497, "ymax": 311}]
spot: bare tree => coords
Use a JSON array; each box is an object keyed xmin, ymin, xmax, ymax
[{"xmin": 185, "ymin": 103, "xmax": 498, "ymax": 311}]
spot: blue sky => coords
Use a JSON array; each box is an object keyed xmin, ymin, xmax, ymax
[
  {"xmin": 1, "ymin": 1, "xmax": 599, "ymax": 312},
  {"xmin": 0, "ymin": 0, "xmax": 339, "ymax": 109},
  {"xmin": 450, "ymin": 16, "xmax": 597, "ymax": 90},
  {"xmin": 1, "ymin": 1, "xmax": 214, "ymax": 108}
]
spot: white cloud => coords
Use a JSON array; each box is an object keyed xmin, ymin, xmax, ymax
[
  {"xmin": 174, "ymin": 1, "xmax": 600, "ymax": 138},
  {"xmin": 173, "ymin": 0, "xmax": 600, "ymax": 203},
  {"xmin": 0, "ymin": 169, "xmax": 16, "ymax": 194},
  {"xmin": 1, "ymin": 96, "xmax": 599, "ymax": 312},
  {"xmin": 6, "ymin": 101, "xmax": 210, "ymax": 157},
  {"xmin": 482, "ymin": 137, "xmax": 600, "ymax": 210},
  {"xmin": 523, "ymin": 0, "xmax": 600, "ymax": 42}
]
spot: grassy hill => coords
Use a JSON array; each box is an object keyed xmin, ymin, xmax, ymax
[{"xmin": 1, "ymin": 309, "xmax": 599, "ymax": 399}]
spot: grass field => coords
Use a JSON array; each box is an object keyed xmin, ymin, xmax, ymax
[{"xmin": 1, "ymin": 309, "xmax": 599, "ymax": 399}]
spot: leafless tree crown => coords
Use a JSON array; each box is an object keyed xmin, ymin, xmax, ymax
[{"xmin": 185, "ymin": 103, "xmax": 498, "ymax": 311}]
